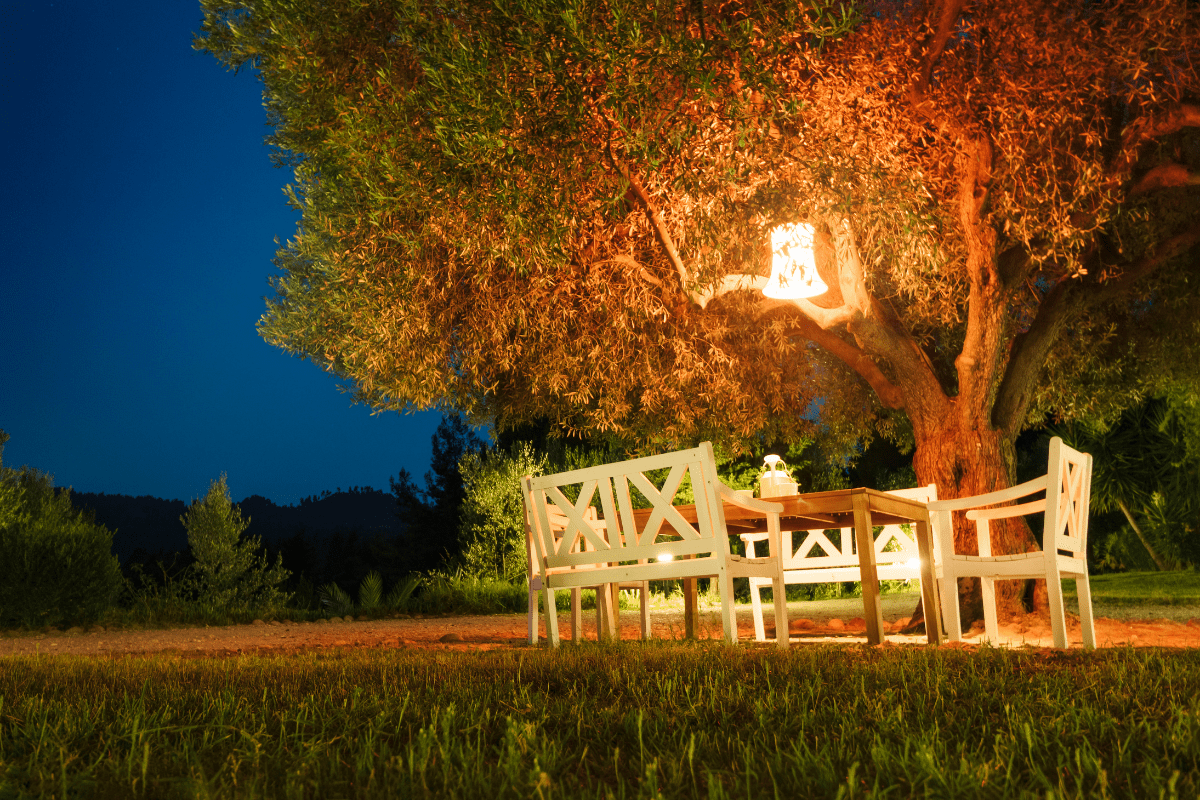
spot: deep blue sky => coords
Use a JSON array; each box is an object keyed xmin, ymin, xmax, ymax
[{"xmin": 1, "ymin": 1, "xmax": 446, "ymax": 505}]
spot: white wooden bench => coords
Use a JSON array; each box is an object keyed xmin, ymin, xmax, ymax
[
  {"xmin": 522, "ymin": 442, "xmax": 790, "ymax": 647},
  {"xmin": 523, "ymin": 501, "xmax": 649, "ymax": 644},
  {"xmin": 741, "ymin": 485, "xmax": 938, "ymax": 640}
]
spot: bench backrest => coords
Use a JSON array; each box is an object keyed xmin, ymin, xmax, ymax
[
  {"xmin": 523, "ymin": 443, "xmax": 729, "ymax": 572},
  {"xmin": 785, "ymin": 485, "xmax": 937, "ymax": 570}
]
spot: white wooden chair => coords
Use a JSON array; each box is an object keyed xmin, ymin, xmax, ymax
[
  {"xmin": 928, "ymin": 437, "xmax": 1095, "ymax": 649},
  {"xmin": 522, "ymin": 442, "xmax": 790, "ymax": 647},
  {"xmin": 522, "ymin": 500, "xmax": 650, "ymax": 644},
  {"xmin": 741, "ymin": 485, "xmax": 938, "ymax": 641}
]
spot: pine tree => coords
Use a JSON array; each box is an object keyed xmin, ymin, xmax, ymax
[{"xmin": 182, "ymin": 474, "xmax": 291, "ymax": 614}]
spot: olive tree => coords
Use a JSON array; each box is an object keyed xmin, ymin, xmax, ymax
[{"xmin": 197, "ymin": 0, "xmax": 1200, "ymax": 617}]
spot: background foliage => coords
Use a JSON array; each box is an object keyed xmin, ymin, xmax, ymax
[{"xmin": 0, "ymin": 430, "xmax": 124, "ymax": 628}]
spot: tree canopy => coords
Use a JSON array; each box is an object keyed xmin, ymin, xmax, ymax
[{"xmin": 197, "ymin": 0, "xmax": 1200, "ymax": 512}]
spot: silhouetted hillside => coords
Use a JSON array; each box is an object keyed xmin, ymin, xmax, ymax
[{"xmin": 71, "ymin": 487, "xmax": 404, "ymax": 565}]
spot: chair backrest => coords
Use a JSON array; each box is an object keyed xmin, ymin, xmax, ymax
[
  {"xmin": 523, "ymin": 442, "xmax": 729, "ymax": 572},
  {"xmin": 1045, "ymin": 437, "xmax": 1092, "ymax": 560},
  {"xmin": 928, "ymin": 437, "xmax": 1091, "ymax": 559}
]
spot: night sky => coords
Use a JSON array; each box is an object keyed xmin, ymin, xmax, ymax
[{"xmin": 2, "ymin": 2, "xmax": 446, "ymax": 506}]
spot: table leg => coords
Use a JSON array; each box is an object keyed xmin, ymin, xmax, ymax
[
  {"xmin": 913, "ymin": 515, "xmax": 943, "ymax": 645},
  {"xmin": 852, "ymin": 492, "xmax": 885, "ymax": 645}
]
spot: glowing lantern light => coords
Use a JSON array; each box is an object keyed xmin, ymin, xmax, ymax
[
  {"xmin": 762, "ymin": 223, "xmax": 828, "ymax": 299},
  {"xmin": 657, "ymin": 553, "xmax": 674, "ymax": 563}
]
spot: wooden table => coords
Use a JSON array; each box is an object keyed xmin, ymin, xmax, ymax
[{"xmin": 632, "ymin": 487, "xmax": 943, "ymax": 645}]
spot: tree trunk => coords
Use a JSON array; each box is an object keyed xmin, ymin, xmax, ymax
[
  {"xmin": 903, "ymin": 411, "xmax": 1040, "ymax": 633},
  {"xmin": 1117, "ymin": 499, "xmax": 1169, "ymax": 571}
]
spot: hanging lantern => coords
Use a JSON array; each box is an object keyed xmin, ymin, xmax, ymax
[{"xmin": 762, "ymin": 222, "xmax": 828, "ymax": 299}]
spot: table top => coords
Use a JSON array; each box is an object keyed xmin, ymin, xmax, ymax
[{"xmin": 631, "ymin": 486, "xmax": 931, "ymax": 535}]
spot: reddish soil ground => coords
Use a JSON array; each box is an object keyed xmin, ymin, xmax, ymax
[{"xmin": 1, "ymin": 608, "xmax": 1197, "ymax": 658}]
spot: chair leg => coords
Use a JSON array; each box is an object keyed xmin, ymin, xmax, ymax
[
  {"xmin": 940, "ymin": 573, "xmax": 963, "ymax": 642},
  {"xmin": 749, "ymin": 578, "xmax": 766, "ymax": 642},
  {"xmin": 771, "ymin": 575, "xmax": 789, "ymax": 649},
  {"xmin": 1076, "ymin": 573, "xmax": 1097, "ymax": 650},
  {"xmin": 980, "ymin": 576, "xmax": 999, "ymax": 646},
  {"xmin": 719, "ymin": 569, "xmax": 738, "ymax": 644},
  {"xmin": 542, "ymin": 586, "xmax": 560, "ymax": 647},
  {"xmin": 527, "ymin": 586, "xmax": 538, "ymax": 645},
  {"xmin": 639, "ymin": 582, "xmax": 651, "ymax": 639},
  {"xmin": 1046, "ymin": 569, "xmax": 1069, "ymax": 649}
]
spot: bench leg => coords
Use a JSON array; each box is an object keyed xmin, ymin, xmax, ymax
[{"xmin": 542, "ymin": 586, "xmax": 560, "ymax": 647}]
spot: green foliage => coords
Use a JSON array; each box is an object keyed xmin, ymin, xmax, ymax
[
  {"xmin": 384, "ymin": 575, "xmax": 422, "ymax": 610},
  {"xmin": 458, "ymin": 442, "xmax": 548, "ymax": 581},
  {"xmin": 318, "ymin": 582, "xmax": 354, "ymax": 617},
  {"xmin": 0, "ymin": 456, "xmax": 123, "ymax": 629},
  {"xmin": 181, "ymin": 475, "xmax": 292, "ymax": 615},
  {"xmin": 358, "ymin": 571, "xmax": 383, "ymax": 611},
  {"xmin": 1056, "ymin": 395, "xmax": 1200, "ymax": 568}
]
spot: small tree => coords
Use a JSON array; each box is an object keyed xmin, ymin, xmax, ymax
[
  {"xmin": 458, "ymin": 442, "xmax": 548, "ymax": 582},
  {"xmin": 182, "ymin": 475, "xmax": 291, "ymax": 614}
]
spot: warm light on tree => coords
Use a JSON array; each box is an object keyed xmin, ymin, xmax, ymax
[{"xmin": 197, "ymin": 0, "xmax": 1200, "ymax": 619}]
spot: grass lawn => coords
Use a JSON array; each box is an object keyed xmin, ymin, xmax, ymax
[
  {"xmin": 1061, "ymin": 570, "xmax": 1200, "ymax": 622},
  {"xmin": 2, "ymin": 644, "xmax": 1198, "ymax": 798}
]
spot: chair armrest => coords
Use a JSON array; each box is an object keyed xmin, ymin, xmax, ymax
[
  {"xmin": 739, "ymin": 532, "xmax": 770, "ymax": 543},
  {"xmin": 718, "ymin": 482, "xmax": 784, "ymax": 513},
  {"xmin": 926, "ymin": 474, "xmax": 1049, "ymax": 513},
  {"xmin": 965, "ymin": 499, "xmax": 1046, "ymax": 522}
]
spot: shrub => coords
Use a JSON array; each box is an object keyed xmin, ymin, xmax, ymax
[
  {"xmin": 0, "ymin": 460, "xmax": 123, "ymax": 629},
  {"xmin": 457, "ymin": 442, "xmax": 547, "ymax": 581},
  {"xmin": 182, "ymin": 475, "xmax": 291, "ymax": 615}
]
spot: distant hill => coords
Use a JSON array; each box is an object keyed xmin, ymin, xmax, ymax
[{"xmin": 71, "ymin": 487, "xmax": 405, "ymax": 564}]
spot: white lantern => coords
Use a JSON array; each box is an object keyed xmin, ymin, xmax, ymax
[
  {"xmin": 762, "ymin": 222, "xmax": 828, "ymax": 299},
  {"xmin": 759, "ymin": 454, "xmax": 798, "ymax": 498}
]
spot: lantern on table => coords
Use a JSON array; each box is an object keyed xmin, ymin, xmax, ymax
[{"xmin": 758, "ymin": 454, "xmax": 798, "ymax": 498}]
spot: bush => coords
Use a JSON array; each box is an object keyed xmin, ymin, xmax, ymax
[
  {"xmin": 457, "ymin": 442, "xmax": 547, "ymax": 581},
  {"xmin": 182, "ymin": 475, "xmax": 291, "ymax": 615},
  {"xmin": 0, "ymin": 462, "xmax": 123, "ymax": 629}
]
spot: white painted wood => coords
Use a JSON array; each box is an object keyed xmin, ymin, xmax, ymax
[
  {"xmin": 741, "ymin": 485, "xmax": 939, "ymax": 641},
  {"xmin": 524, "ymin": 442, "xmax": 789, "ymax": 647},
  {"xmin": 521, "ymin": 492, "xmax": 650, "ymax": 644},
  {"xmin": 928, "ymin": 437, "xmax": 1096, "ymax": 649}
]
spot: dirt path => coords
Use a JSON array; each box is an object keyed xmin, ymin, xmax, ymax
[{"xmin": 2, "ymin": 605, "xmax": 1197, "ymax": 658}]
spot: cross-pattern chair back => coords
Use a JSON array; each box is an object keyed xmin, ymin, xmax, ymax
[
  {"xmin": 1044, "ymin": 437, "xmax": 1092, "ymax": 561},
  {"xmin": 526, "ymin": 444, "xmax": 730, "ymax": 572}
]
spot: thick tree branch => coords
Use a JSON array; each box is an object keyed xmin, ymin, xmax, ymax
[
  {"xmin": 782, "ymin": 314, "xmax": 906, "ymax": 410},
  {"xmin": 954, "ymin": 135, "xmax": 1004, "ymax": 419},
  {"xmin": 1129, "ymin": 163, "xmax": 1200, "ymax": 196},
  {"xmin": 991, "ymin": 279, "xmax": 1079, "ymax": 435},
  {"xmin": 1089, "ymin": 220, "xmax": 1200, "ymax": 305},
  {"xmin": 909, "ymin": 0, "xmax": 965, "ymax": 104},
  {"xmin": 993, "ymin": 220, "xmax": 1200, "ymax": 434},
  {"xmin": 1112, "ymin": 104, "xmax": 1200, "ymax": 181},
  {"xmin": 605, "ymin": 145, "xmax": 706, "ymax": 306}
]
